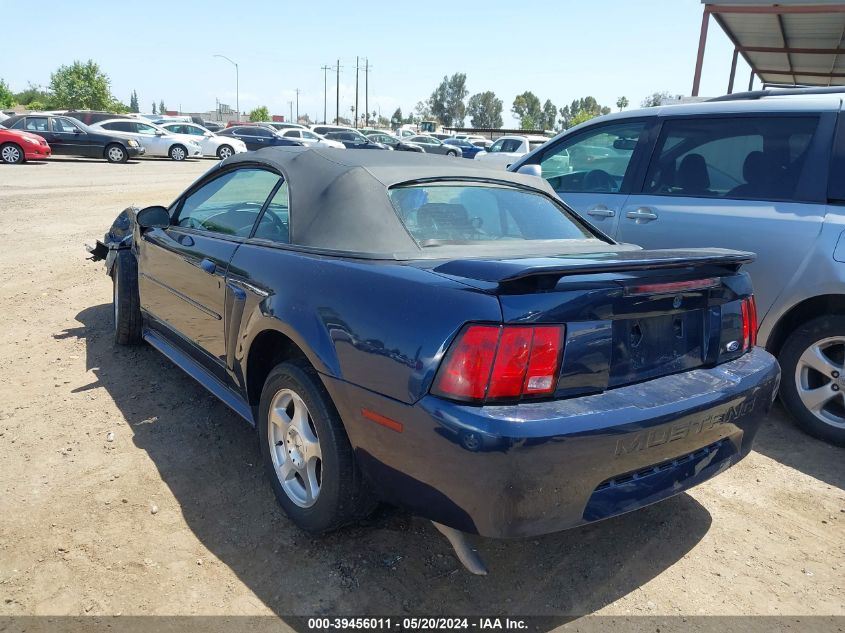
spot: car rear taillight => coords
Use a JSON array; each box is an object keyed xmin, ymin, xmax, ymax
[
  {"xmin": 432, "ymin": 324, "xmax": 565, "ymax": 403},
  {"xmin": 741, "ymin": 296, "xmax": 757, "ymax": 350}
]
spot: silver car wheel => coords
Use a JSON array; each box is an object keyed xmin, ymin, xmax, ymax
[
  {"xmin": 796, "ymin": 336, "xmax": 845, "ymax": 429},
  {"xmin": 170, "ymin": 146, "xmax": 186, "ymax": 161},
  {"xmin": 268, "ymin": 388, "xmax": 322, "ymax": 508},
  {"xmin": 217, "ymin": 145, "xmax": 233, "ymax": 159},
  {"xmin": 108, "ymin": 146, "xmax": 125, "ymax": 162},
  {"xmin": 2, "ymin": 144, "xmax": 22, "ymax": 163}
]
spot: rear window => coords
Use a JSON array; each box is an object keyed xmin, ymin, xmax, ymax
[{"xmin": 388, "ymin": 184, "xmax": 596, "ymax": 246}]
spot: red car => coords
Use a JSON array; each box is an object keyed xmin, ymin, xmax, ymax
[{"xmin": 0, "ymin": 127, "xmax": 52, "ymax": 164}]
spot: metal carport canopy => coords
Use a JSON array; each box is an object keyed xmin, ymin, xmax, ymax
[{"xmin": 693, "ymin": 0, "xmax": 845, "ymax": 95}]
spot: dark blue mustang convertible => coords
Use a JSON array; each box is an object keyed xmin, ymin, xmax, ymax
[{"xmin": 90, "ymin": 147, "xmax": 780, "ymax": 574}]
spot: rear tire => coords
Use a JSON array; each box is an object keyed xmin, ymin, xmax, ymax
[
  {"xmin": 1, "ymin": 142, "xmax": 24, "ymax": 164},
  {"xmin": 111, "ymin": 250, "xmax": 142, "ymax": 345},
  {"xmin": 169, "ymin": 144, "xmax": 187, "ymax": 161},
  {"xmin": 778, "ymin": 315, "xmax": 845, "ymax": 446},
  {"xmin": 446, "ymin": 150, "xmax": 458, "ymax": 157},
  {"xmin": 105, "ymin": 144, "xmax": 128, "ymax": 163},
  {"xmin": 216, "ymin": 144, "xmax": 234, "ymax": 160},
  {"xmin": 258, "ymin": 360, "xmax": 376, "ymax": 532}
]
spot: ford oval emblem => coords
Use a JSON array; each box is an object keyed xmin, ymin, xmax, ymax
[
  {"xmin": 672, "ymin": 295, "xmax": 683, "ymax": 309},
  {"xmin": 726, "ymin": 340, "xmax": 740, "ymax": 352}
]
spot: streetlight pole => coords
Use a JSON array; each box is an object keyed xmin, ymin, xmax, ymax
[{"xmin": 213, "ymin": 54, "xmax": 239, "ymax": 122}]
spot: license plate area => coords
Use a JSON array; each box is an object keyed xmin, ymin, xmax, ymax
[{"xmin": 609, "ymin": 310, "xmax": 706, "ymax": 387}]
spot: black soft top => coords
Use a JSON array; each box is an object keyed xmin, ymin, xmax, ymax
[{"xmin": 219, "ymin": 146, "xmax": 600, "ymax": 259}]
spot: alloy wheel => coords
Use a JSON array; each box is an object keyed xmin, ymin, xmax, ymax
[
  {"xmin": 171, "ymin": 146, "xmax": 186, "ymax": 161},
  {"xmin": 108, "ymin": 146, "xmax": 125, "ymax": 162},
  {"xmin": 267, "ymin": 388, "xmax": 322, "ymax": 507},
  {"xmin": 2, "ymin": 145, "xmax": 21, "ymax": 163},
  {"xmin": 218, "ymin": 146, "xmax": 233, "ymax": 159},
  {"xmin": 795, "ymin": 336, "xmax": 845, "ymax": 430}
]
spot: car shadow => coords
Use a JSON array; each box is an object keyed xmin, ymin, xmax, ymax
[
  {"xmin": 750, "ymin": 402, "xmax": 843, "ymax": 490},
  {"xmin": 62, "ymin": 302, "xmax": 715, "ymax": 618},
  {"xmin": 46, "ymin": 157, "xmax": 143, "ymax": 165}
]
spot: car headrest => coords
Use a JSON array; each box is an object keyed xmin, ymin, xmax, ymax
[
  {"xmin": 677, "ymin": 153, "xmax": 710, "ymax": 193},
  {"xmin": 743, "ymin": 151, "xmax": 766, "ymax": 185}
]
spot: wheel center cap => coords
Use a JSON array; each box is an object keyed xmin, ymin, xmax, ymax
[{"xmin": 286, "ymin": 428, "xmax": 305, "ymax": 468}]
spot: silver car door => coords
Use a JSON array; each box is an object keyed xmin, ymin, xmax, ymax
[{"xmin": 618, "ymin": 114, "xmax": 831, "ymax": 321}]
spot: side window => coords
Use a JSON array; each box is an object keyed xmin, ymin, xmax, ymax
[
  {"xmin": 643, "ymin": 116, "xmax": 819, "ymax": 201},
  {"xmin": 253, "ymin": 181, "xmax": 290, "ymax": 243},
  {"xmin": 252, "ymin": 127, "xmax": 272, "ymax": 138},
  {"xmin": 302, "ymin": 131, "xmax": 318, "ymax": 140},
  {"xmin": 53, "ymin": 117, "xmax": 81, "ymax": 133},
  {"xmin": 24, "ymin": 117, "xmax": 49, "ymax": 132},
  {"xmin": 134, "ymin": 123, "xmax": 158, "ymax": 135},
  {"xmin": 501, "ymin": 139, "xmax": 521, "ymax": 152},
  {"xmin": 540, "ymin": 121, "xmax": 646, "ymax": 193},
  {"xmin": 488, "ymin": 139, "xmax": 505, "ymax": 153},
  {"xmin": 175, "ymin": 169, "xmax": 281, "ymax": 236},
  {"xmin": 9, "ymin": 118, "xmax": 25, "ymax": 130}
]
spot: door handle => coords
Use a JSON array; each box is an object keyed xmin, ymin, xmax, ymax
[
  {"xmin": 587, "ymin": 205, "xmax": 615, "ymax": 218},
  {"xmin": 199, "ymin": 258, "xmax": 216, "ymax": 274},
  {"xmin": 625, "ymin": 207, "xmax": 658, "ymax": 222}
]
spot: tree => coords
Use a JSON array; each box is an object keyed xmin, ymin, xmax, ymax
[
  {"xmin": 429, "ymin": 73, "xmax": 468, "ymax": 126},
  {"xmin": 159, "ymin": 100, "xmax": 166, "ymax": 115},
  {"xmin": 512, "ymin": 91, "xmax": 542, "ymax": 129},
  {"xmin": 558, "ymin": 96, "xmax": 611, "ymax": 129},
  {"xmin": 0, "ymin": 79, "xmax": 14, "ymax": 109},
  {"xmin": 414, "ymin": 99, "xmax": 433, "ymax": 123},
  {"xmin": 541, "ymin": 99, "xmax": 557, "ymax": 130},
  {"xmin": 49, "ymin": 60, "xmax": 115, "ymax": 110},
  {"xmin": 249, "ymin": 106, "xmax": 270, "ymax": 122},
  {"xmin": 129, "ymin": 90, "xmax": 139, "ymax": 113},
  {"xmin": 391, "ymin": 107, "xmax": 403, "ymax": 127},
  {"xmin": 616, "ymin": 96, "xmax": 629, "ymax": 111},
  {"xmin": 152, "ymin": 102, "xmax": 157, "ymax": 114},
  {"xmin": 466, "ymin": 91, "xmax": 503, "ymax": 128},
  {"xmin": 641, "ymin": 91, "xmax": 672, "ymax": 108},
  {"xmin": 13, "ymin": 83, "xmax": 51, "ymax": 107}
]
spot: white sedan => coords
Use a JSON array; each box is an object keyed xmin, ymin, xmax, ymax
[
  {"xmin": 159, "ymin": 122, "xmax": 248, "ymax": 159},
  {"xmin": 91, "ymin": 119, "xmax": 203, "ymax": 160},
  {"xmin": 277, "ymin": 128, "xmax": 345, "ymax": 149},
  {"xmin": 473, "ymin": 135, "xmax": 549, "ymax": 169}
]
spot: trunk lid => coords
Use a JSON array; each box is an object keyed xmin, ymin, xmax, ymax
[{"xmin": 424, "ymin": 248, "xmax": 755, "ymax": 398}]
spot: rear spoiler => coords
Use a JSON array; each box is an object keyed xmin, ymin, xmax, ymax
[{"xmin": 433, "ymin": 249, "xmax": 755, "ymax": 285}]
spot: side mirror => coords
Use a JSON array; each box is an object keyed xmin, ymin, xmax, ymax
[
  {"xmin": 136, "ymin": 205, "xmax": 170, "ymax": 229},
  {"xmin": 73, "ymin": 128, "xmax": 82, "ymax": 134},
  {"xmin": 155, "ymin": 130, "xmax": 165, "ymax": 136},
  {"xmin": 516, "ymin": 164, "xmax": 543, "ymax": 178}
]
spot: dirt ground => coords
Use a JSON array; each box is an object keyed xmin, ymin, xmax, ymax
[{"xmin": 0, "ymin": 158, "xmax": 842, "ymax": 622}]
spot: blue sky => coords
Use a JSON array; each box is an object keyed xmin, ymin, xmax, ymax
[{"xmin": 1, "ymin": 0, "xmax": 748, "ymax": 125}]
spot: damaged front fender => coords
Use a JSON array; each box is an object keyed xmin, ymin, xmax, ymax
[{"xmin": 85, "ymin": 206, "xmax": 139, "ymax": 275}]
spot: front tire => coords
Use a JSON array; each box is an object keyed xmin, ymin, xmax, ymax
[
  {"xmin": 446, "ymin": 150, "xmax": 458, "ymax": 157},
  {"xmin": 216, "ymin": 144, "xmax": 234, "ymax": 160},
  {"xmin": 105, "ymin": 144, "xmax": 128, "ymax": 163},
  {"xmin": 169, "ymin": 144, "xmax": 187, "ymax": 161},
  {"xmin": 1, "ymin": 142, "xmax": 24, "ymax": 164},
  {"xmin": 778, "ymin": 315, "xmax": 845, "ymax": 446},
  {"xmin": 258, "ymin": 361, "xmax": 375, "ymax": 532},
  {"xmin": 111, "ymin": 250, "xmax": 142, "ymax": 345}
]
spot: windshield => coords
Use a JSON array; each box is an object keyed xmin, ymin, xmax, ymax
[{"xmin": 388, "ymin": 183, "xmax": 596, "ymax": 247}]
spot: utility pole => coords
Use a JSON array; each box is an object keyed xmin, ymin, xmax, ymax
[
  {"xmin": 288, "ymin": 101, "xmax": 293, "ymax": 123},
  {"xmin": 335, "ymin": 59, "xmax": 340, "ymax": 125},
  {"xmin": 320, "ymin": 65, "xmax": 330, "ymax": 124},
  {"xmin": 295, "ymin": 88, "xmax": 300, "ymax": 122},
  {"xmin": 354, "ymin": 56, "xmax": 359, "ymax": 129},
  {"xmin": 364, "ymin": 58, "xmax": 371, "ymax": 127}
]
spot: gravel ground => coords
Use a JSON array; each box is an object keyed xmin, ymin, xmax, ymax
[{"xmin": 0, "ymin": 157, "xmax": 842, "ymax": 622}]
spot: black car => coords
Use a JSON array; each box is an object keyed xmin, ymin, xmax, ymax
[
  {"xmin": 58, "ymin": 111, "xmax": 133, "ymax": 126},
  {"xmin": 217, "ymin": 125, "xmax": 303, "ymax": 151},
  {"xmin": 89, "ymin": 147, "xmax": 778, "ymax": 574},
  {"xmin": 3, "ymin": 114, "xmax": 145, "ymax": 163},
  {"xmin": 191, "ymin": 116, "xmax": 223, "ymax": 132},
  {"xmin": 364, "ymin": 132, "xmax": 423, "ymax": 152},
  {"xmin": 323, "ymin": 131, "xmax": 389, "ymax": 150}
]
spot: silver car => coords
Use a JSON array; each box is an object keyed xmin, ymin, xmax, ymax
[{"xmin": 510, "ymin": 86, "xmax": 845, "ymax": 445}]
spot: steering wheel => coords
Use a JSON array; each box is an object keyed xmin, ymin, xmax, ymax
[{"xmin": 583, "ymin": 169, "xmax": 615, "ymax": 192}]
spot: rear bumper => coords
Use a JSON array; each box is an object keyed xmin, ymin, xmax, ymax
[{"xmin": 324, "ymin": 347, "xmax": 780, "ymax": 538}]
